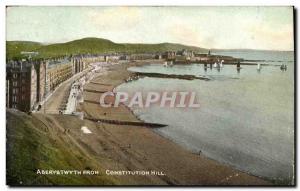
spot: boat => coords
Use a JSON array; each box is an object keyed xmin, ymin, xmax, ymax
[
  {"xmin": 213, "ymin": 60, "xmax": 224, "ymax": 68},
  {"xmin": 280, "ymin": 64, "xmax": 287, "ymax": 71},
  {"xmin": 220, "ymin": 60, "xmax": 224, "ymax": 68},
  {"xmin": 163, "ymin": 61, "xmax": 174, "ymax": 67},
  {"xmin": 257, "ymin": 63, "xmax": 262, "ymax": 70}
]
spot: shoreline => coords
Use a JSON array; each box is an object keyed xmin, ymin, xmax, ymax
[{"xmin": 78, "ymin": 60, "xmax": 272, "ymax": 185}]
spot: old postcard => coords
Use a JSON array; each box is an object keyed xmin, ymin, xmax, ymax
[{"xmin": 6, "ymin": 6, "xmax": 295, "ymax": 186}]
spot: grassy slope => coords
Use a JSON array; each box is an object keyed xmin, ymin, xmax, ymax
[
  {"xmin": 6, "ymin": 110, "xmax": 116, "ymax": 186},
  {"xmin": 6, "ymin": 37, "xmax": 207, "ymax": 59},
  {"xmin": 6, "ymin": 41, "xmax": 43, "ymax": 60}
]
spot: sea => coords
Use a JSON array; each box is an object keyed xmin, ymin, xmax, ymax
[{"xmin": 116, "ymin": 50, "xmax": 294, "ymax": 183}]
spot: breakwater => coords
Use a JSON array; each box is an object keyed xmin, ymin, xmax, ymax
[
  {"xmin": 85, "ymin": 116, "xmax": 167, "ymax": 128},
  {"xmin": 133, "ymin": 72, "xmax": 210, "ymax": 81}
]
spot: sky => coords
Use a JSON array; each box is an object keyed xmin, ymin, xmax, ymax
[{"xmin": 6, "ymin": 6, "xmax": 294, "ymax": 51}]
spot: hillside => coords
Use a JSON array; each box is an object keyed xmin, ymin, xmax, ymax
[
  {"xmin": 6, "ymin": 41, "xmax": 43, "ymax": 60},
  {"xmin": 6, "ymin": 37, "xmax": 207, "ymax": 60},
  {"xmin": 6, "ymin": 110, "xmax": 116, "ymax": 185}
]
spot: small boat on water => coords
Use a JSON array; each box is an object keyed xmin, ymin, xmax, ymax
[
  {"xmin": 220, "ymin": 60, "xmax": 224, "ymax": 68},
  {"xmin": 280, "ymin": 64, "xmax": 287, "ymax": 71},
  {"xmin": 213, "ymin": 62, "xmax": 217, "ymax": 68},
  {"xmin": 164, "ymin": 61, "xmax": 174, "ymax": 67},
  {"xmin": 213, "ymin": 60, "xmax": 224, "ymax": 68},
  {"xmin": 257, "ymin": 63, "xmax": 262, "ymax": 71}
]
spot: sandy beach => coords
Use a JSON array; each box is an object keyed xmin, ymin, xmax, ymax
[{"xmin": 70, "ymin": 60, "xmax": 271, "ymax": 185}]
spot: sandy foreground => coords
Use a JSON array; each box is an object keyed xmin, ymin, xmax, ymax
[{"xmin": 7, "ymin": 60, "xmax": 271, "ymax": 186}]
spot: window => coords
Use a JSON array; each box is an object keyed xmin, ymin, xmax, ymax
[
  {"xmin": 13, "ymin": 81, "xmax": 18, "ymax": 86},
  {"xmin": 12, "ymin": 88, "xmax": 18, "ymax": 94},
  {"xmin": 12, "ymin": 96, "xmax": 17, "ymax": 103}
]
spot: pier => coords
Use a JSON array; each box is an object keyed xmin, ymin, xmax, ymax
[
  {"xmin": 134, "ymin": 72, "xmax": 210, "ymax": 81},
  {"xmin": 174, "ymin": 60, "xmax": 276, "ymax": 66}
]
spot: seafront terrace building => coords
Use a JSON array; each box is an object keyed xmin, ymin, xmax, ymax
[
  {"xmin": 6, "ymin": 56, "xmax": 88, "ymax": 112},
  {"xmin": 7, "ymin": 52, "xmax": 189, "ymax": 113},
  {"xmin": 34, "ymin": 60, "xmax": 47, "ymax": 103},
  {"xmin": 128, "ymin": 53, "xmax": 155, "ymax": 60},
  {"xmin": 164, "ymin": 51, "xmax": 176, "ymax": 60},
  {"xmin": 81, "ymin": 55, "xmax": 105, "ymax": 64},
  {"xmin": 6, "ymin": 60, "xmax": 38, "ymax": 111},
  {"xmin": 46, "ymin": 58, "xmax": 74, "ymax": 91}
]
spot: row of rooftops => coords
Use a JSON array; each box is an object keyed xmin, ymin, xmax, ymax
[
  {"xmin": 6, "ymin": 57, "xmax": 72, "ymax": 70},
  {"xmin": 6, "ymin": 60, "xmax": 33, "ymax": 72},
  {"xmin": 47, "ymin": 58, "xmax": 72, "ymax": 69},
  {"xmin": 8, "ymin": 50, "xmax": 196, "ymax": 62},
  {"xmin": 6, "ymin": 50, "xmax": 207, "ymax": 71}
]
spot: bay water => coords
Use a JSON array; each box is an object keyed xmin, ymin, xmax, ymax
[{"xmin": 116, "ymin": 51, "xmax": 294, "ymax": 183}]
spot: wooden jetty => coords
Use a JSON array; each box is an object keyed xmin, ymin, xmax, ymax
[
  {"xmin": 83, "ymin": 100, "xmax": 100, "ymax": 104},
  {"xmin": 174, "ymin": 60, "xmax": 277, "ymax": 66},
  {"xmin": 134, "ymin": 72, "xmax": 210, "ymax": 81},
  {"xmin": 85, "ymin": 116, "xmax": 168, "ymax": 128},
  {"xmin": 84, "ymin": 89, "xmax": 107, "ymax": 93},
  {"xmin": 89, "ymin": 82, "xmax": 112, "ymax": 86}
]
